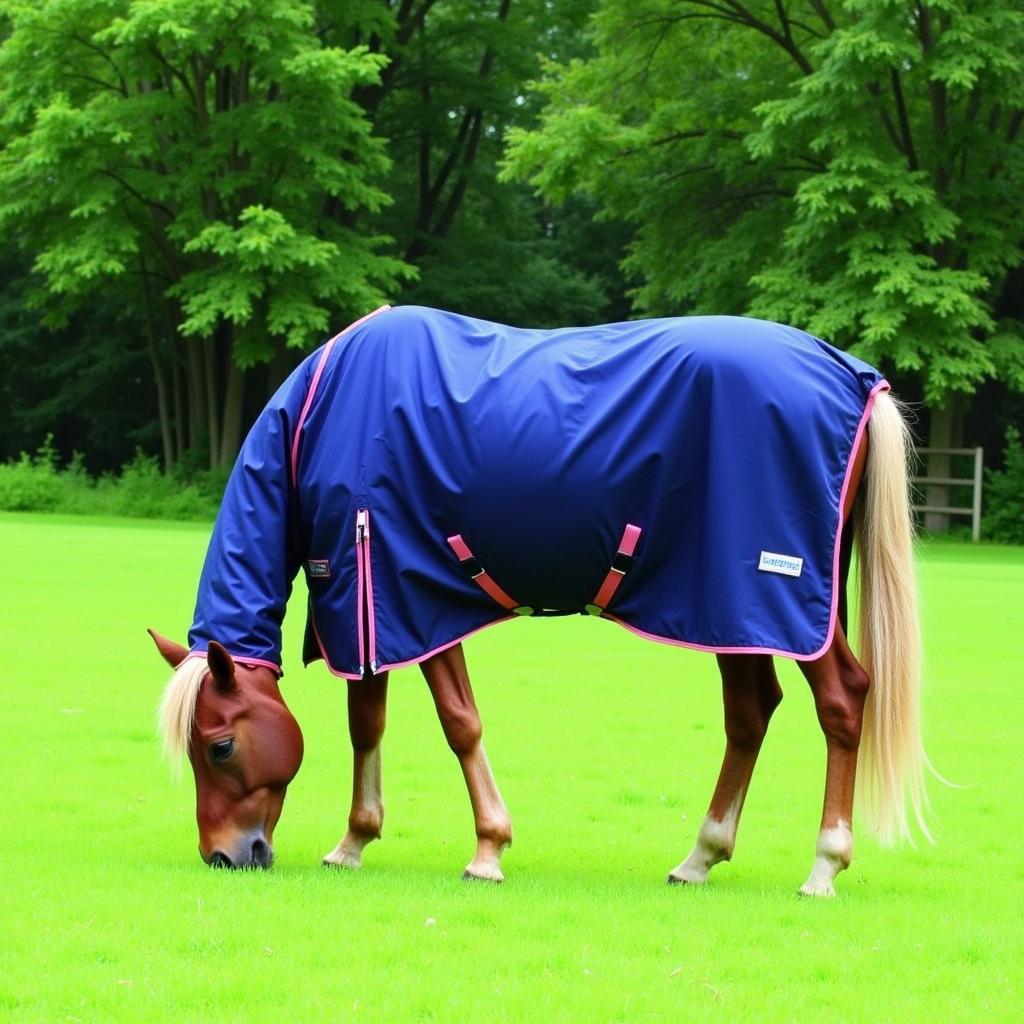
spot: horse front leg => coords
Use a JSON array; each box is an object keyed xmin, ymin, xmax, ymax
[
  {"xmin": 323, "ymin": 671, "xmax": 389, "ymax": 869},
  {"xmin": 669, "ymin": 653, "xmax": 782, "ymax": 885},
  {"xmin": 797, "ymin": 625, "xmax": 869, "ymax": 897},
  {"xmin": 420, "ymin": 644, "xmax": 513, "ymax": 882}
]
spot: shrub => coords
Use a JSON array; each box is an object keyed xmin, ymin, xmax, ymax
[
  {"xmin": 0, "ymin": 452, "xmax": 62, "ymax": 510},
  {"xmin": 982, "ymin": 427, "xmax": 1024, "ymax": 544},
  {"xmin": 0, "ymin": 437, "xmax": 64, "ymax": 511},
  {"xmin": 0, "ymin": 440, "xmax": 218, "ymax": 521},
  {"xmin": 170, "ymin": 447, "xmax": 230, "ymax": 505},
  {"xmin": 102, "ymin": 451, "xmax": 216, "ymax": 520}
]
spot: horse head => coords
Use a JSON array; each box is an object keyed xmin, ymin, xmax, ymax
[{"xmin": 150, "ymin": 631, "xmax": 303, "ymax": 868}]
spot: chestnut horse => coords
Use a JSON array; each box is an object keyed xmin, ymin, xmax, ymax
[{"xmin": 152, "ymin": 394, "xmax": 925, "ymax": 897}]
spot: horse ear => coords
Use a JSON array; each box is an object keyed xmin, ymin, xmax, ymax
[
  {"xmin": 206, "ymin": 641, "xmax": 237, "ymax": 693},
  {"xmin": 148, "ymin": 629, "xmax": 189, "ymax": 668}
]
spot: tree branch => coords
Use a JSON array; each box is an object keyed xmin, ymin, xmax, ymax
[
  {"xmin": 100, "ymin": 170, "xmax": 176, "ymax": 221},
  {"xmin": 703, "ymin": 187, "xmax": 792, "ymax": 210},
  {"xmin": 69, "ymin": 32, "xmax": 129, "ymax": 95},
  {"xmin": 62, "ymin": 72, "xmax": 127, "ymax": 96},
  {"xmin": 1007, "ymin": 109, "xmax": 1023, "ymax": 144},
  {"xmin": 150, "ymin": 45, "xmax": 195, "ymax": 104},
  {"xmin": 889, "ymin": 69, "xmax": 919, "ymax": 170},
  {"xmin": 406, "ymin": 0, "xmax": 513, "ymax": 260},
  {"xmin": 680, "ymin": 0, "xmax": 815, "ymax": 74},
  {"xmin": 614, "ymin": 129, "xmax": 745, "ymax": 160},
  {"xmin": 808, "ymin": 0, "xmax": 836, "ymax": 33}
]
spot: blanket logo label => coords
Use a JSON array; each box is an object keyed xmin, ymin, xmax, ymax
[
  {"xmin": 758, "ymin": 550, "xmax": 803, "ymax": 578},
  {"xmin": 307, "ymin": 559, "xmax": 332, "ymax": 579}
]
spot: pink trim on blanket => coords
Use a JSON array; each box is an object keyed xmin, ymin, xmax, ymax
[
  {"xmin": 309, "ymin": 610, "xmax": 364, "ymax": 680},
  {"xmin": 364, "ymin": 509, "xmax": 378, "ymax": 671},
  {"xmin": 375, "ymin": 616, "xmax": 518, "ymax": 673},
  {"xmin": 599, "ymin": 613, "xmax": 826, "ymax": 662},
  {"xmin": 289, "ymin": 305, "xmax": 391, "ymax": 485},
  {"xmin": 182, "ymin": 650, "xmax": 282, "ymax": 675},
  {"xmin": 312, "ymin": 614, "xmax": 518, "ymax": 678},
  {"xmin": 355, "ymin": 510, "xmax": 367, "ymax": 673},
  {"xmin": 602, "ymin": 379, "xmax": 890, "ymax": 662},
  {"xmin": 819, "ymin": 378, "xmax": 889, "ymax": 652}
]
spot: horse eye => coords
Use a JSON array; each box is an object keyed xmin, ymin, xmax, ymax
[{"xmin": 209, "ymin": 739, "xmax": 235, "ymax": 763}]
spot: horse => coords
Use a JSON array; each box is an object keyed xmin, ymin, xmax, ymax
[{"xmin": 152, "ymin": 305, "xmax": 927, "ymax": 896}]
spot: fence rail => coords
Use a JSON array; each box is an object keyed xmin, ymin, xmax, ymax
[{"xmin": 910, "ymin": 446, "xmax": 984, "ymax": 542}]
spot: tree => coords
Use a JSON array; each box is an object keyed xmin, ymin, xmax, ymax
[
  {"xmin": 0, "ymin": 0, "xmax": 409, "ymax": 468},
  {"xmin": 504, "ymin": 0, "xmax": 1024, "ymax": 498},
  {"xmin": 1, "ymin": 0, "xmax": 628, "ymax": 476},
  {"xmin": 326, "ymin": 0, "xmax": 624, "ymax": 325},
  {"xmin": 0, "ymin": 250, "xmax": 160, "ymax": 468}
]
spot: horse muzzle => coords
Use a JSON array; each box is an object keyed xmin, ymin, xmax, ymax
[{"xmin": 203, "ymin": 832, "xmax": 274, "ymax": 870}]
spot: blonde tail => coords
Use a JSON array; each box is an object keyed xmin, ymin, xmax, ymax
[{"xmin": 856, "ymin": 390, "xmax": 930, "ymax": 844}]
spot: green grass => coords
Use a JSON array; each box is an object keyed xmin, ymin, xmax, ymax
[{"xmin": 1, "ymin": 511, "xmax": 1022, "ymax": 1022}]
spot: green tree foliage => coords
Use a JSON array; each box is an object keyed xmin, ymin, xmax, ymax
[
  {"xmin": 0, "ymin": 252, "xmax": 160, "ymax": 467},
  {"xmin": 334, "ymin": 0, "xmax": 624, "ymax": 325},
  {"xmin": 982, "ymin": 425, "xmax": 1024, "ymax": 543},
  {"xmin": 0, "ymin": 0, "xmax": 409, "ymax": 467},
  {"xmin": 504, "ymin": 0, "xmax": 1024, "ymax": 408},
  {"xmin": 0, "ymin": 0, "xmax": 622, "ymax": 474}
]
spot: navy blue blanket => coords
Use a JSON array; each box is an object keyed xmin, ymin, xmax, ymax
[{"xmin": 188, "ymin": 305, "xmax": 886, "ymax": 676}]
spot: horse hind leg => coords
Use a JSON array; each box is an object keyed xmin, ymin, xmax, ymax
[
  {"xmin": 669, "ymin": 653, "xmax": 782, "ymax": 885},
  {"xmin": 323, "ymin": 671, "xmax": 389, "ymax": 869},
  {"xmin": 795, "ymin": 425, "xmax": 870, "ymax": 896},
  {"xmin": 797, "ymin": 625, "xmax": 870, "ymax": 897},
  {"xmin": 420, "ymin": 644, "xmax": 513, "ymax": 882}
]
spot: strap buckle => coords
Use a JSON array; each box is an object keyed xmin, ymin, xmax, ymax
[
  {"xmin": 587, "ymin": 523, "xmax": 642, "ymax": 615},
  {"xmin": 460, "ymin": 556, "xmax": 485, "ymax": 579}
]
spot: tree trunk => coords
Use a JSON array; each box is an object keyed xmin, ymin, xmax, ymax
[
  {"xmin": 172, "ymin": 344, "xmax": 186, "ymax": 463},
  {"xmin": 140, "ymin": 261, "xmax": 175, "ymax": 470},
  {"xmin": 203, "ymin": 337, "xmax": 221, "ymax": 470},
  {"xmin": 924, "ymin": 393, "xmax": 965, "ymax": 533},
  {"xmin": 141, "ymin": 300, "xmax": 174, "ymax": 472},
  {"xmin": 404, "ymin": 0, "xmax": 513, "ymax": 264},
  {"xmin": 186, "ymin": 338, "xmax": 205, "ymax": 452},
  {"xmin": 219, "ymin": 357, "xmax": 246, "ymax": 468},
  {"xmin": 146, "ymin": 329, "xmax": 175, "ymax": 472},
  {"xmin": 267, "ymin": 340, "xmax": 292, "ymax": 399}
]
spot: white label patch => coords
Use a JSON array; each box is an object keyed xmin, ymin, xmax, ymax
[{"xmin": 758, "ymin": 551, "xmax": 803, "ymax": 577}]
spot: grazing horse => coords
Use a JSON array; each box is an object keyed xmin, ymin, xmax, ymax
[{"xmin": 153, "ymin": 305, "xmax": 927, "ymax": 896}]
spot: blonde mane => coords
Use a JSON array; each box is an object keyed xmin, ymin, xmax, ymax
[{"xmin": 157, "ymin": 657, "xmax": 209, "ymax": 765}]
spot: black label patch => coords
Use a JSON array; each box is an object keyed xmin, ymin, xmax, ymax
[{"xmin": 307, "ymin": 559, "xmax": 331, "ymax": 579}]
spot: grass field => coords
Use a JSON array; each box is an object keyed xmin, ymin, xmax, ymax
[{"xmin": 1, "ymin": 512, "xmax": 1022, "ymax": 1022}]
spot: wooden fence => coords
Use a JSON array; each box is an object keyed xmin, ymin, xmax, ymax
[{"xmin": 911, "ymin": 446, "xmax": 984, "ymax": 542}]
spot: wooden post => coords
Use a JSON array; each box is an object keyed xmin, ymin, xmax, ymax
[{"xmin": 972, "ymin": 447, "xmax": 983, "ymax": 543}]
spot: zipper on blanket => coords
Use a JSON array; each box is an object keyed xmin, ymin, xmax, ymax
[{"xmin": 355, "ymin": 507, "xmax": 378, "ymax": 675}]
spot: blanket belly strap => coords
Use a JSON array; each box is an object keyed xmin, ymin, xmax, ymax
[
  {"xmin": 586, "ymin": 523, "xmax": 643, "ymax": 616},
  {"xmin": 447, "ymin": 534, "xmax": 534, "ymax": 616}
]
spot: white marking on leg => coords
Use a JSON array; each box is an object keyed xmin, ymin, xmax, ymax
[
  {"xmin": 798, "ymin": 820, "xmax": 853, "ymax": 897},
  {"xmin": 323, "ymin": 746, "xmax": 383, "ymax": 869},
  {"xmin": 669, "ymin": 792, "xmax": 744, "ymax": 885},
  {"xmin": 323, "ymin": 834, "xmax": 371, "ymax": 869},
  {"xmin": 460, "ymin": 743, "xmax": 511, "ymax": 882}
]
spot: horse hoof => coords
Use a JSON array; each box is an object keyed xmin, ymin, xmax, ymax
[
  {"xmin": 322, "ymin": 851, "xmax": 363, "ymax": 870},
  {"xmin": 797, "ymin": 882, "xmax": 836, "ymax": 898},
  {"xmin": 462, "ymin": 868, "xmax": 503, "ymax": 884},
  {"xmin": 667, "ymin": 867, "xmax": 708, "ymax": 886}
]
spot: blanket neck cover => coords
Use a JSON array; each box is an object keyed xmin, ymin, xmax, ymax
[{"xmin": 188, "ymin": 305, "xmax": 887, "ymax": 677}]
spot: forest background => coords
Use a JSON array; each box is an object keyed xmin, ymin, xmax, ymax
[{"xmin": 1, "ymin": 0, "xmax": 1022, "ymax": 535}]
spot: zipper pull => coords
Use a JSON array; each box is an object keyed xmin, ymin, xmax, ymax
[{"xmin": 356, "ymin": 508, "xmax": 367, "ymax": 544}]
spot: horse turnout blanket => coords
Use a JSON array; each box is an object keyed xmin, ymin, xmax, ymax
[{"xmin": 188, "ymin": 305, "xmax": 887, "ymax": 677}]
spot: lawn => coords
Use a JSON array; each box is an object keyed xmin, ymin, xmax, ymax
[{"xmin": 1, "ymin": 512, "xmax": 1021, "ymax": 1022}]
